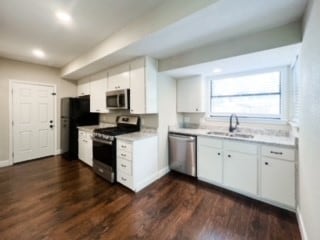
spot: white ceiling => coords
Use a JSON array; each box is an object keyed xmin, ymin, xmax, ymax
[
  {"xmin": 0, "ymin": 0, "xmax": 163, "ymax": 67},
  {"xmin": 163, "ymin": 44, "xmax": 301, "ymax": 79},
  {"xmin": 0, "ymin": 0, "xmax": 307, "ymax": 73}
]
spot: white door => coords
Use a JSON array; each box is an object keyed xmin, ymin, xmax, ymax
[{"xmin": 12, "ymin": 82, "xmax": 55, "ymax": 163}]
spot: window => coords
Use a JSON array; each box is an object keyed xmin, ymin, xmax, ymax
[{"xmin": 210, "ymin": 69, "xmax": 286, "ymax": 119}]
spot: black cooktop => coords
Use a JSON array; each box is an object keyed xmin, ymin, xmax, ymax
[{"xmin": 94, "ymin": 127, "xmax": 138, "ymax": 136}]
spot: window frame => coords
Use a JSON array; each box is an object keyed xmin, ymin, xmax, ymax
[{"xmin": 207, "ymin": 66, "xmax": 289, "ymax": 122}]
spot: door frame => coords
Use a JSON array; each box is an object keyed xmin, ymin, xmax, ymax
[{"xmin": 9, "ymin": 80, "xmax": 57, "ymax": 165}]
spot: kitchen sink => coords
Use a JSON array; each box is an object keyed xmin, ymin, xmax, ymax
[
  {"xmin": 207, "ymin": 131, "xmax": 229, "ymax": 136},
  {"xmin": 206, "ymin": 131, "xmax": 254, "ymax": 139},
  {"xmin": 229, "ymin": 133, "xmax": 254, "ymax": 139}
]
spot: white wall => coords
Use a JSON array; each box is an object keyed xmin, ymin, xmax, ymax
[
  {"xmin": 0, "ymin": 57, "xmax": 77, "ymax": 165},
  {"xmin": 298, "ymin": 0, "xmax": 320, "ymax": 239},
  {"xmin": 157, "ymin": 73, "xmax": 178, "ymax": 171}
]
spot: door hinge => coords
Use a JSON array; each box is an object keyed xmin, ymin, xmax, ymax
[
  {"xmin": 12, "ymin": 152, "xmax": 14, "ymax": 158},
  {"xmin": 52, "ymin": 92, "xmax": 56, "ymax": 96},
  {"xmin": 12, "ymin": 121, "xmax": 14, "ymax": 126}
]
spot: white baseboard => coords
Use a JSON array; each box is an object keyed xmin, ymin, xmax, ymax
[
  {"xmin": 0, "ymin": 160, "xmax": 12, "ymax": 168},
  {"xmin": 297, "ymin": 206, "xmax": 308, "ymax": 240},
  {"xmin": 55, "ymin": 149, "xmax": 62, "ymax": 155},
  {"xmin": 158, "ymin": 166, "xmax": 170, "ymax": 178}
]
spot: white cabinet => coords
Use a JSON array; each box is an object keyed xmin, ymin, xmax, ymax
[
  {"xmin": 197, "ymin": 137, "xmax": 223, "ymax": 184},
  {"xmin": 177, "ymin": 76, "xmax": 206, "ymax": 113},
  {"xmin": 90, "ymin": 72, "xmax": 108, "ymax": 113},
  {"xmin": 107, "ymin": 64, "xmax": 130, "ymax": 91},
  {"xmin": 78, "ymin": 130, "xmax": 93, "ymax": 167},
  {"xmin": 224, "ymin": 150, "xmax": 258, "ymax": 195},
  {"xmin": 261, "ymin": 145, "xmax": 295, "ymax": 207},
  {"xmin": 129, "ymin": 57, "xmax": 158, "ymax": 114},
  {"xmin": 116, "ymin": 136, "xmax": 158, "ymax": 192},
  {"xmin": 77, "ymin": 78, "xmax": 91, "ymax": 96}
]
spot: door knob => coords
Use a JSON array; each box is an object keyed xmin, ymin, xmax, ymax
[
  {"xmin": 50, "ymin": 120, "xmax": 53, "ymax": 123},
  {"xmin": 50, "ymin": 125, "xmax": 54, "ymax": 128}
]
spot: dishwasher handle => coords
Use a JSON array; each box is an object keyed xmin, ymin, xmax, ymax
[{"xmin": 169, "ymin": 134, "xmax": 196, "ymax": 142}]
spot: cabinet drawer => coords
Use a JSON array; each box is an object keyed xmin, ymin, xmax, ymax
[
  {"xmin": 117, "ymin": 171, "xmax": 133, "ymax": 189},
  {"xmin": 117, "ymin": 158, "xmax": 132, "ymax": 175},
  {"xmin": 117, "ymin": 140, "xmax": 132, "ymax": 152},
  {"xmin": 117, "ymin": 150, "xmax": 132, "ymax": 161},
  {"xmin": 224, "ymin": 140, "xmax": 258, "ymax": 155},
  {"xmin": 198, "ymin": 136, "xmax": 222, "ymax": 148},
  {"xmin": 261, "ymin": 145, "xmax": 295, "ymax": 161},
  {"xmin": 79, "ymin": 131, "xmax": 86, "ymax": 139}
]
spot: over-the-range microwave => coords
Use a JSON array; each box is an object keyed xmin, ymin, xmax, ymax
[{"xmin": 106, "ymin": 89, "xmax": 130, "ymax": 110}]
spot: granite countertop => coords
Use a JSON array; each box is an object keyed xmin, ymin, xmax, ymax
[
  {"xmin": 116, "ymin": 131, "xmax": 158, "ymax": 142},
  {"xmin": 77, "ymin": 123, "xmax": 116, "ymax": 132},
  {"xmin": 169, "ymin": 127, "xmax": 296, "ymax": 147}
]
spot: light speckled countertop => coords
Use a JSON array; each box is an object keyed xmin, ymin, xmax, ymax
[
  {"xmin": 77, "ymin": 123, "xmax": 115, "ymax": 132},
  {"xmin": 116, "ymin": 132, "xmax": 158, "ymax": 141},
  {"xmin": 169, "ymin": 127, "xmax": 296, "ymax": 147}
]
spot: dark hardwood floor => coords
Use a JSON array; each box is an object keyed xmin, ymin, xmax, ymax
[{"xmin": 0, "ymin": 156, "xmax": 300, "ymax": 240}]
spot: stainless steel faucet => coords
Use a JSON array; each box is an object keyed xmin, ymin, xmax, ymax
[{"xmin": 229, "ymin": 114, "xmax": 239, "ymax": 132}]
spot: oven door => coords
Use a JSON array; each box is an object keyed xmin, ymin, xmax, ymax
[{"xmin": 92, "ymin": 138, "xmax": 115, "ymax": 168}]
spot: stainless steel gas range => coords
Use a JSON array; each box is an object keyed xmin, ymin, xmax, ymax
[{"xmin": 92, "ymin": 116, "xmax": 140, "ymax": 183}]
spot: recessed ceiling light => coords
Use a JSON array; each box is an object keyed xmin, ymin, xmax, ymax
[
  {"xmin": 55, "ymin": 11, "xmax": 72, "ymax": 24},
  {"xmin": 213, "ymin": 68, "xmax": 222, "ymax": 74},
  {"xmin": 32, "ymin": 49, "xmax": 45, "ymax": 58}
]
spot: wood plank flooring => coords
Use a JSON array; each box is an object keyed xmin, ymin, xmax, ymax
[{"xmin": 0, "ymin": 156, "xmax": 301, "ymax": 240}]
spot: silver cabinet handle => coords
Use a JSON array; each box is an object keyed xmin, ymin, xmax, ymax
[
  {"xmin": 121, "ymin": 177, "xmax": 127, "ymax": 181},
  {"xmin": 270, "ymin": 151, "xmax": 283, "ymax": 155},
  {"xmin": 121, "ymin": 164, "xmax": 126, "ymax": 168},
  {"xmin": 121, "ymin": 153, "xmax": 126, "ymax": 157}
]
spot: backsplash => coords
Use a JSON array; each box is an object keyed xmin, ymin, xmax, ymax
[{"xmin": 179, "ymin": 113, "xmax": 291, "ymax": 138}]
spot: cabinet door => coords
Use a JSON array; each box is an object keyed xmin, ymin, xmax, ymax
[
  {"xmin": 90, "ymin": 77, "xmax": 108, "ymax": 113},
  {"xmin": 130, "ymin": 58, "xmax": 145, "ymax": 114},
  {"xmin": 224, "ymin": 151, "xmax": 257, "ymax": 195},
  {"xmin": 108, "ymin": 64, "xmax": 130, "ymax": 90},
  {"xmin": 197, "ymin": 145, "xmax": 223, "ymax": 184},
  {"xmin": 78, "ymin": 138, "xmax": 86, "ymax": 161},
  {"xmin": 77, "ymin": 78, "xmax": 90, "ymax": 96},
  {"xmin": 177, "ymin": 76, "xmax": 205, "ymax": 113},
  {"xmin": 84, "ymin": 137, "xmax": 93, "ymax": 167},
  {"xmin": 261, "ymin": 157, "xmax": 295, "ymax": 207}
]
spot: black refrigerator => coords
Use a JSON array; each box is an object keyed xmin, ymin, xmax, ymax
[{"xmin": 61, "ymin": 96, "xmax": 99, "ymax": 159}]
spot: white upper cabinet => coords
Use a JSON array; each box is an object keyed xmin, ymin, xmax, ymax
[
  {"xmin": 90, "ymin": 71, "xmax": 108, "ymax": 113},
  {"xmin": 177, "ymin": 76, "xmax": 206, "ymax": 113},
  {"xmin": 77, "ymin": 78, "xmax": 91, "ymax": 96},
  {"xmin": 129, "ymin": 57, "xmax": 158, "ymax": 114},
  {"xmin": 107, "ymin": 64, "xmax": 130, "ymax": 91}
]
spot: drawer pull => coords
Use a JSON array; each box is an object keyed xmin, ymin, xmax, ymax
[
  {"xmin": 217, "ymin": 152, "xmax": 221, "ymax": 156},
  {"xmin": 265, "ymin": 162, "xmax": 269, "ymax": 165},
  {"xmin": 270, "ymin": 151, "xmax": 283, "ymax": 155},
  {"xmin": 98, "ymin": 168, "xmax": 104, "ymax": 173},
  {"xmin": 121, "ymin": 177, "xmax": 127, "ymax": 181},
  {"xmin": 121, "ymin": 153, "xmax": 126, "ymax": 157},
  {"xmin": 228, "ymin": 154, "xmax": 231, "ymax": 158},
  {"xmin": 121, "ymin": 164, "xmax": 126, "ymax": 168},
  {"xmin": 121, "ymin": 145, "xmax": 126, "ymax": 148}
]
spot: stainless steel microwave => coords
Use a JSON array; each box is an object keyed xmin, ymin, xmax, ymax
[{"xmin": 106, "ymin": 89, "xmax": 130, "ymax": 110}]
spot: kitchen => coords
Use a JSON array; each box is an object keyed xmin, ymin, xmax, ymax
[{"xmin": 0, "ymin": 0, "xmax": 319, "ymax": 239}]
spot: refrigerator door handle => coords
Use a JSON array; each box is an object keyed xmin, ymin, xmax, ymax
[{"xmin": 117, "ymin": 95, "xmax": 120, "ymax": 107}]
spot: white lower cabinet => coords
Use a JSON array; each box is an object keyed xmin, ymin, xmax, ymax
[
  {"xmin": 197, "ymin": 137, "xmax": 223, "ymax": 184},
  {"xmin": 261, "ymin": 145, "xmax": 296, "ymax": 208},
  {"xmin": 116, "ymin": 136, "xmax": 158, "ymax": 192},
  {"xmin": 224, "ymin": 151, "xmax": 257, "ymax": 195},
  {"xmin": 78, "ymin": 130, "xmax": 93, "ymax": 167},
  {"xmin": 197, "ymin": 136, "xmax": 296, "ymax": 209}
]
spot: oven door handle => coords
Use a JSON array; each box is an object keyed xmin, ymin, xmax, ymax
[{"xmin": 92, "ymin": 138, "xmax": 113, "ymax": 145}]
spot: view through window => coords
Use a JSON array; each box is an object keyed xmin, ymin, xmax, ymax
[{"xmin": 210, "ymin": 71, "xmax": 282, "ymax": 118}]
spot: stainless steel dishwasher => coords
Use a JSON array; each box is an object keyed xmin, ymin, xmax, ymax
[{"xmin": 168, "ymin": 133, "xmax": 197, "ymax": 177}]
